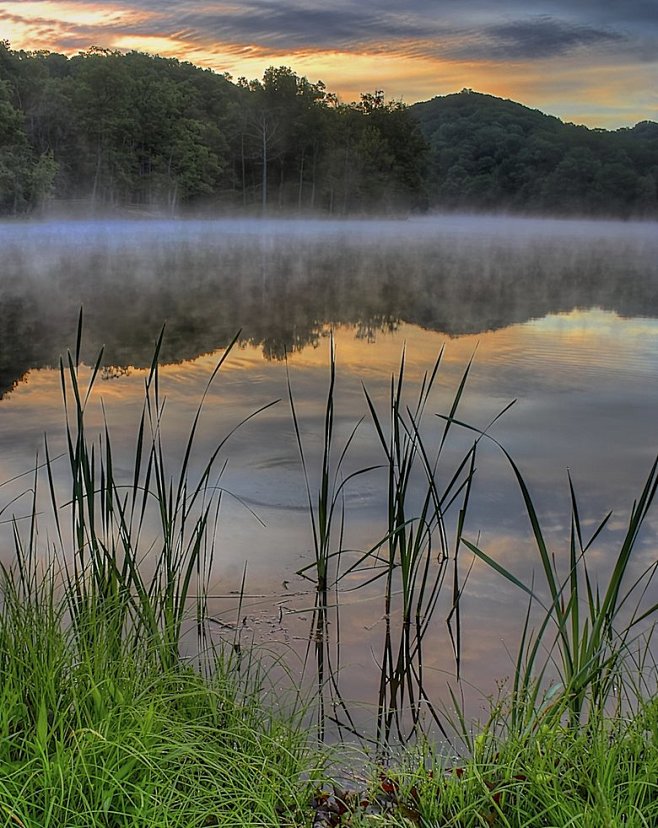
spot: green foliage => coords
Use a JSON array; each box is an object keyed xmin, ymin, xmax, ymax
[
  {"xmin": 0, "ymin": 79, "xmax": 35, "ymax": 212},
  {"xmin": 438, "ymin": 407, "xmax": 658, "ymax": 733},
  {"xmin": 0, "ymin": 44, "xmax": 427, "ymax": 215},
  {"xmin": 29, "ymin": 149, "xmax": 58, "ymax": 207},
  {"xmin": 4, "ymin": 42, "xmax": 655, "ymax": 217},
  {"xmin": 1, "ymin": 320, "xmax": 658, "ymax": 822},
  {"xmin": 0, "ymin": 325, "xmax": 314, "ymax": 826},
  {"xmin": 342, "ymin": 704, "xmax": 658, "ymax": 826},
  {"xmin": 0, "ymin": 605, "xmax": 312, "ymax": 826},
  {"xmin": 412, "ymin": 90, "xmax": 658, "ymax": 216}
]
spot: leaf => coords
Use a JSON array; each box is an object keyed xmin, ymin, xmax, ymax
[{"xmin": 36, "ymin": 697, "xmax": 48, "ymax": 751}]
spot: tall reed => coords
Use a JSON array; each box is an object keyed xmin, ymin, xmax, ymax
[
  {"xmin": 453, "ymin": 424, "xmax": 658, "ymax": 729},
  {"xmin": 290, "ymin": 341, "xmax": 482, "ymax": 746},
  {"xmin": 0, "ymin": 321, "xmax": 314, "ymax": 826},
  {"xmin": 5, "ymin": 314, "xmax": 657, "ymax": 768},
  {"xmin": 363, "ymin": 348, "xmax": 478, "ymax": 746},
  {"xmin": 38, "ymin": 315, "xmax": 276, "ymax": 672},
  {"xmin": 289, "ymin": 336, "xmax": 375, "ymax": 739}
]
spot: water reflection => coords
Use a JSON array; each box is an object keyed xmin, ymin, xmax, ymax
[
  {"xmin": 1, "ymin": 216, "xmax": 657, "ymax": 396},
  {"xmin": 1, "ymin": 216, "xmax": 658, "ymax": 743}
]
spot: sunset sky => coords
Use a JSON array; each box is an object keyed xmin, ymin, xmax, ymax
[{"xmin": 1, "ymin": 1, "xmax": 657, "ymax": 128}]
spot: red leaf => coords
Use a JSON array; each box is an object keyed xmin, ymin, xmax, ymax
[{"xmin": 379, "ymin": 774, "xmax": 399, "ymax": 795}]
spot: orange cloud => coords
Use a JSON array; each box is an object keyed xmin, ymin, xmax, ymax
[
  {"xmin": 1, "ymin": 1, "xmax": 656, "ymax": 126},
  {"xmin": 2, "ymin": 1, "xmax": 126, "ymax": 28}
]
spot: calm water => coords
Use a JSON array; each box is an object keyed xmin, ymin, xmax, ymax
[{"xmin": 1, "ymin": 215, "xmax": 658, "ymax": 739}]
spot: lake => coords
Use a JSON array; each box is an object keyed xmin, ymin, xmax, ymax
[{"xmin": 1, "ymin": 214, "xmax": 658, "ymax": 743}]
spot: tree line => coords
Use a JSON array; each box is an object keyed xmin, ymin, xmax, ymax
[
  {"xmin": 0, "ymin": 42, "xmax": 656, "ymax": 218},
  {"xmin": 413, "ymin": 91, "xmax": 658, "ymax": 217},
  {"xmin": 0, "ymin": 43, "xmax": 426, "ymax": 215}
]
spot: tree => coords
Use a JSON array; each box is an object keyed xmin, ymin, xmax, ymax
[
  {"xmin": 0, "ymin": 80, "xmax": 32, "ymax": 213},
  {"xmin": 1, "ymin": 43, "xmax": 653, "ymax": 218},
  {"xmin": 69, "ymin": 48, "xmax": 135, "ymax": 204},
  {"xmin": 29, "ymin": 149, "xmax": 58, "ymax": 210}
]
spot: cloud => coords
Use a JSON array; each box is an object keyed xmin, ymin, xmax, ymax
[
  {"xmin": 132, "ymin": 3, "xmax": 637, "ymax": 63},
  {"xmin": 474, "ymin": 16, "xmax": 626, "ymax": 60},
  {"xmin": 2, "ymin": 1, "xmax": 655, "ymax": 68},
  {"xmin": 1, "ymin": 0, "xmax": 656, "ymax": 126},
  {"xmin": 164, "ymin": 2, "xmax": 434, "ymax": 52},
  {"xmin": 553, "ymin": 0, "xmax": 658, "ymax": 30},
  {"xmin": 184, "ymin": 5, "xmax": 650, "ymax": 72}
]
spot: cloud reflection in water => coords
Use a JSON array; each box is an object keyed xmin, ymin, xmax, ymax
[{"xmin": 0, "ymin": 215, "xmax": 657, "ymax": 733}]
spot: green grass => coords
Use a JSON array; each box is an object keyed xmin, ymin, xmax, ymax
[
  {"xmin": 0, "ymin": 611, "xmax": 313, "ymax": 827},
  {"xmin": 2, "ymin": 322, "xmax": 658, "ymax": 826},
  {"xmin": 449, "ymin": 422, "xmax": 658, "ymax": 733},
  {"xmin": 0, "ymin": 322, "xmax": 317, "ymax": 827},
  {"xmin": 328, "ymin": 699, "xmax": 658, "ymax": 826}
]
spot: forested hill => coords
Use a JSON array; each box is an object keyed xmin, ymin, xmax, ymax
[
  {"xmin": 411, "ymin": 91, "xmax": 658, "ymax": 216},
  {"xmin": 0, "ymin": 44, "xmax": 426, "ymax": 216},
  {"xmin": 0, "ymin": 42, "xmax": 656, "ymax": 218}
]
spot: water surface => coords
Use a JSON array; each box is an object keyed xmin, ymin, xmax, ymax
[{"xmin": 1, "ymin": 215, "xmax": 657, "ymax": 739}]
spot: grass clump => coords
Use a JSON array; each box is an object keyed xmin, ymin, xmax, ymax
[
  {"xmin": 314, "ymin": 697, "xmax": 658, "ymax": 826},
  {"xmin": 0, "ymin": 322, "xmax": 316, "ymax": 827},
  {"xmin": 0, "ymin": 606, "xmax": 312, "ymax": 826},
  {"xmin": 460, "ymin": 448, "xmax": 658, "ymax": 731},
  {"xmin": 306, "ymin": 360, "xmax": 658, "ymax": 824}
]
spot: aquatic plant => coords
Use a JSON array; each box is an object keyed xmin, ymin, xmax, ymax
[
  {"xmin": 360, "ymin": 348, "xmax": 478, "ymax": 746},
  {"xmin": 3, "ymin": 314, "xmax": 658, "ymax": 771},
  {"xmin": 290, "ymin": 340, "xmax": 483, "ymax": 747},
  {"xmin": 0, "ymin": 320, "xmax": 316, "ymax": 826},
  {"xmin": 449, "ymin": 418, "xmax": 658, "ymax": 730}
]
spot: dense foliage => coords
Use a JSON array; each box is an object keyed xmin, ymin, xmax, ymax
[
  {"xmin": 1, "ymin": 42, "xmax": 657, "ymax": 217},
  {"xmin": 412, "ymin": 90, "xmax": 658, "ymax": 217},
  {"xmin": 0, "ymin": 42, "xmax": 426, "ymax": 215}
]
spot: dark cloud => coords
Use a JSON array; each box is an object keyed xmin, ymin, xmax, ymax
[
  {"xmin": 171, "ymin": 3, "xmax": 431, "ymax": 51},
  {"xmin": 142, "ymin": 1, "xmax": 651, "ymax": 64},
  {"xmin": 3, "ymin": 0, "xmax": 656, "ymax": 64},
  {"xmin": 550, "ymin": 0, "xmax": 658, "ymax": 30},
  {"xmin": 479, "ymin": 17, "xmax": 626, "ymax": 60}
]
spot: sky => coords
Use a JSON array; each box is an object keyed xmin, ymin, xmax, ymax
[{"xmin": 1, "ymin": 0, "xmax": 657, "ymax": 128}]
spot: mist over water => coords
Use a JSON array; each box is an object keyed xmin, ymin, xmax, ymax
[
  {"xmin": 1, "ymin": 214, "xmax": 658, "ymax": 736},
  {"xmin": 1, "ymin": 214, "xmax": 658, "ymax": 393}
]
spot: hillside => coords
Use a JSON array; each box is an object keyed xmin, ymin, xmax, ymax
[
  {"xmin": 411, "ymin": 91, "xmax": 658, "ymax": 216},
  {"xmin": 0, "ymin": 44, "xmax": 425, "ymax": 216},
  {"xmin": 0, "ymin": 41, "xmax": 656, "ymax": 218}
]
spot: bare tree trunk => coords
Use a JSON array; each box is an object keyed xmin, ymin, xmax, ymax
[
  {"xmin": 298, "ymin": 147, "xmax": 305, "ymax": 211},
  {"xmin": 167, "ymin": 152, "xmax": 177, "ymax": 214},
  {"xmin": 92, "ymin": 137, "xmax": 102, "ymax": 203},
  {"xmin": 241, "ymin": 131, "xmax": 247, "ymax": 207},
  {"xmin": 310, "ymin": 148, "xmax": 317, "ymax": 210},
  {"xmin": 342, "ymin": 144, "xmax": 350, "ymax": 214},
  {"xmin": 261, "ymin": 116, "xmax": 268, "ymax": 215}
]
